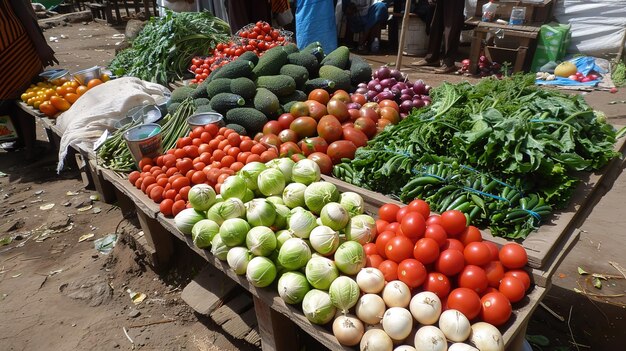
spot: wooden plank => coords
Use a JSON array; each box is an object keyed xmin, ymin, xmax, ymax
[
  {"xmin": 222, "ymin": 307, "xmax": 258, "ymax": 340},
  {"xmin": 136, "ymin": 208, "xmax": 173, "ymax": 267},
  {"xmin": 182, "ymin": 264, "xmax": 238, "ymax": 316},
  {"xmin": 112, "ymin": 186, "xmax": 137, "ymax": 217},
  {"xmin": 253, "ymin": 295, "xmax": 300, "ymax": 351},
  {"xmin": 89, "ymin": 161, "xmax": 117, "ymax": 204},
  {"xmin": 244, "ymin": 327, "xmax": 262, "ymax": 347},
  {"xmin": 100, "ymin": 168, "xmax": 160, "ymax": 219},
  {"xmin": 210, "ymin": 293, "xmax": 254, "ymax": 325},
  {"xmin": 127, "ymin": 230, "xmax": 158, "ymax": 266},
  {"xmin": 530, "ymin": 229, "xmax": 580, "ymax": 288}
]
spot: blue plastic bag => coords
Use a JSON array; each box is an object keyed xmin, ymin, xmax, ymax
[
  {"xmin": 536, "ymin": 56, "xmax": 604, "ymax": 86},
  {"xmin": 295, "ymin": 0, "xmax": 338, "ymax": 53}
]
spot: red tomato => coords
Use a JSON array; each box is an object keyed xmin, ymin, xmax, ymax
[
  {"xmin": 342, "ymin": 127, "xmax": 369, "ymax": 148},
  {"xmin": 480, "ymin": 292, "xmax": 512, "ymax": 326},
  {"xmin": 375, "ymin": 219, "xmax": 389, "ymax": 236},
  {"xmin": 424, "ymin": 224, "xmax": 448, "ymax": 248},
  {"xmin": 363, "ymin": 243, "xmax": 377, "ymax": 255},
  {"xmin": 327, "ymin": 140, "xmax": 357, "ymax": 164},
  {"xmin": 447, "ymin": 288, "xmax": 482, "ymax": 319},
  {"xmin": 498, "ymin": 243, "xmax": 528, "ymax": 269},
  {"xmin": 458, "ymin": 265, "xmax": 489, "ymax": 295},
  {"xmin": 435, "ymin": 249, "xmax": 465, "ymax": 276},
  {"xmin": 366, "ymin": 254, "xmax": 384, "ymax": 268},
  {"xmin": 504, "ymin": 270, "xmax": 531, "ymax": 291},
  {"xmin": 440, "ymin": 210, "xmax": 467, "ymax": 236},
  {"xmin": 378, "ymin": 260, "xmax": 399, "ymax": 281},
  {"xmin": 499, "ymin": 276, "xmax": 526, "ymax": 303},
  {"xmin": 464, "ymin": 242, "xmax": 492, "ymax": 266},
  {"xmin": 279, "ymin": 142, "xmax": 301, "ymax": 157},
  {"xmin": 483, "ymin": 240, "xmax": 499, "ymax": 261},
  {"xmin": 290, "ymin": 117, "xmax": 317, "ymax": 138},
  {"xmin": 423, "ymin": 272, "xmax": 451, "ymax": 299},
  {"xmin": 306, "ymin": 100, "xmax": 327, "ymax": 120},
  {"xmin": 172, "ymin": 200, "xmax": 187, "ymax": 217},
  {"xmin": 413, "ymin": 238, "xmax": 440, "ymax": 264},
  {"xmin": 483, "ymin": 261, "xmax": 505, "ymax": 288},
  {"xmin": 307, "ymin": 152, "xmax": 333, "ymax": 175},
  {"xmin": 385, "ymin": 222, "xmax": 400, "ymax": 233},
  {"xmin": 299, "ymin": 137, "xmax": 328, "ymax": 156},
  {"xmin": 259, "ymin": 134, "xmax": 281, "ymax": 147},
  {"xmin": 375, "ymin": 230, "xmax": 396, "ymax": 258},
  {"xmin": 278, "ymin": 129, "xmax": 299, "ymax": 143},
  {"xmin": 353, "ymin": 117, "xmax": 377, "ymax": 138},
  {"xmin": 263, "ymin": 120, "xmax": 283, "ymax": 135},
  {"xmin": 378, "ymin": 204, "xmax": 400, "ymax": 223},
  {"xmin": 159, "ymin": 198, "xmax": 174, "ymax": 216},
  {"xmin": 426, "ymin": 214, "xmax": 442, "ymax": 226},
  {"xmin": 400, "ymin": 212, "xmax": 426, "ymax": 241},
  {"xmin": 277, "ymin": 113, "xmax": 295, "ymax": 130},
  {"xmin": 385, "ymin": 236, "xmax": 414, "ymax": 263},
  {"xmin": 442, "ymin": 238, "xmax": 464, "ymax": 252},
  {"xmin": 317, "ymin": 115, "xmax": 343, "ymax": 143},
  {"xmin": 397, "ymin": 259, "xmax": 427, "ymax": 289},
  {"xmin": 327, "ymin": 99, "xmax": 350, "ymax": 122},
  {"xmin": 395, "ymin": 206, "xmax": 411, "ymax": 223},
  {"xmin": 407, "ymin": 199, "xmax": 429, "ymax": 218},
  {"xmin": 458, "ymin": 226, "xmax": 482, "ymax": 246}
]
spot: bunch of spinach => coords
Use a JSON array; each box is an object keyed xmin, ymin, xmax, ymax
[
  {"xmin": 334, "ymin": 74, "xmax": 620, "ymax": 239},
  {"xmin": 109, "ymin": 10, "xmax": 230, "ymax": 85}
]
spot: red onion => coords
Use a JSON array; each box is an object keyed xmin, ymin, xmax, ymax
[
  {"xmin": 400, "ymin": 100, "xmax": 413, "ymax": 113},
  {"xmin": 400, "ymin": 88, "xmax": 413, "ymax": 96},
  {"xmin": 374, "ymin": 84, "xmax": 383, "ymax": 92},
  {"xmin": 389, "ymin": 69, "xmax": 403, "ymax": 80},
  {"xmin": 376, "ymin": 66, "xmax": 391, "ymax": 79},
  {"xmin": 375, "ymin": 91, "xmax": 394, "ymax": 102},
  {"xmin": 400, "ymin": 94, "xmax": 412, "ymax": 101},
  {"xmin": 413, "ymin": 99, "xmax": 425, "ymax": 108},
  {"xmin": 347, "ymin": 102, "xmax": 362, "ymax": 110},
  {"xmin": 367, "ymin": 80, "xmax": 378, "ymax": 90},
  {"xmin": 357, "ymin": 83, "xmax": 367, "ymax": 89},
  {"xmin": 423, "ymin": 100, "xmax": 431, "ymax": 106},
  {"xmin": 366, "ymin": 90, "xmax": 378, "ymax": 100},
  {"xmin": 413, "ymin": 80, "xmax": 426, "ymax": 95},
  {"xmin": 421, "ymin": 95, "xmax": 431, "ymax": 102},
  {"xmin": 400, "ymin": 112, "xmax": 408, "ymax": 119},
  {"xmin": 424, "ymin": 85, "xmax": 431, "ymax": 94},
  {"xmin": 355, "ymin": 87, "xmax": 368, "ymax": 95}
]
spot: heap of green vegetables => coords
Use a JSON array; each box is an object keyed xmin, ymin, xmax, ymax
[
  {"xmin": 109, "ymin": 10, "xmax": 230, "ymax": 85},
  {"xmin": 333, "ymin": 74, "xmax": 620, "ymax": 239}
]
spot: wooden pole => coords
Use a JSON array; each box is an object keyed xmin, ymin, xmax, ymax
[
  {"xmin": 395, "ymin": 0, "xmax": 413, "ymax": 70},
  {"xmin": 617, "ymin": 26, "xmax": 626, "ymax": 62}
]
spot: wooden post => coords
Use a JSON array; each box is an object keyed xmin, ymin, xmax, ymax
[
  {"xmin": 253, "ymin": 295, "xmax": 300, "ymax": 351},
  {"xmin": 136, "ymin": 209, "xmax": 174, "ymax": 267},
  {"xmin": 617, "ymin": 26, "xmax": 626, "ymax": 61},
  {"xmin": 395, "ymin": 0, "xmax": 413, "ymax": 70}
]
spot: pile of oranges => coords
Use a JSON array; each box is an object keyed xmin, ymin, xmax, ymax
[{"xmin": 20, "ymin": 74, "xmax": 109, "ymax": 118}]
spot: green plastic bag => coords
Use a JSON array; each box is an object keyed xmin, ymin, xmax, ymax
[{"xmin": 531, "ymin": 23, "xmax": 571, "ymax": 72}]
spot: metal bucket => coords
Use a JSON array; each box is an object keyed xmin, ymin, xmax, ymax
[
  {"xmin": 123, "ymin": 123, "xmax": 162, "ymax": 165},
  {"xmin": 128, "ymin": 104, "xmax": 162, "ymax": 124},
  {"xmin": 187, "ymin": 112, "xmax": 225, "ymax": 129}
]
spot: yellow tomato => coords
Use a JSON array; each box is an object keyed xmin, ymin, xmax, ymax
[
  {"xmin": 44, "ymin": 89, "xmax": 57, "ymax": 99},
  {"xmin": 64, "ymin": 93, "xmax": 79, "ymax": 104},
  {"xmin": 39, "ymin": 101, "xmax": 58, "ymax": 118},
  {"xmin": 76, "ymin": 85, "xmax": 88, "ymax": 96},
  {"xmin": 33, "ymin": 101, "xmax": 41, "ymax": 109},
  {"xmin": 49, "ymin": 96, "xmax": 71, "ymax": 111},
  {"xmin": 100, "ymin": 74, "xmax": 110, "ymax": 82},
  {"xmin": 27, "ymin": 97, "xmax": 35, "ymax": 106}
]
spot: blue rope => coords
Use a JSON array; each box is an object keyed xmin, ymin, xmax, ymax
[
  {"xmin": 461, "ymin": 186, "xmax": 508, "ymax": 202},
  {"xmin": 522, "ymin": 208, "xmax": 542, "ymax": 222}
]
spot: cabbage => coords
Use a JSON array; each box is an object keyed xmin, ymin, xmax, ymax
[
  {"xmin": 242, "ymin": 188, "xmax": 255, "ymax": 202},
  {"xmin": 305, "ymin": 256, "xmax": 339, "ymax": 290},
  {"xmin": 275, "ymin": 230, "xmax": 294, "ymax": 249},
  {"xmin": 304, "ymin": 182, "xmax": 339, "ymax": 214},
  {"xmin": 219, "ymin": 218, "xmax": 251, "ymax": 247},
  {"xmin": 246, "ymin": 256, "xmax": 277, "ymax": 287},
  {"xmin": 277, "ymin": 271, "xmax": 310, "ymax": 304},
  {"xmin": 245, "ymin": 199, "xmax": 276, "ymax": 227},
  {"xmin": 266, "ymin": 158, "xmax": 295, "ymax": 183},
  {"xmin": 266, "ymin": 196, "xmax": 284, "ymax": 206},
  {"xmin": 345, "ymin": 214, "xmax": 377, "ymax": 244},
  {"xmin": 320, "ymin": 202, "xmax": 350, "ymax": 231},
  {"xmin": 210, "ymin": 234, "xmax": 229, "ymax": 261},
  {"xmin": 288, "ymin": 208, "xmax": 317, "ymax": 238},
  {"xmin": 207, "ymin": 198, "xmax": 246, "ymax": 225},
  {"xmin": 277, "ymin": 237, "xmax": 311, "ymax": 270},
  {"xmin": 340, "ymin": 192, "xmax": 364, "ymax": 217},
  {"xmin": 239, "ymin": 162, "xmax": 267, "ymax": 190},
  {"xmin": 329, "ymin": 276, "xmax": 360, "ymax": 313},
  {"xmin": 191, "ymin": 219, "xmax": 220, "ymax": 249},
  {"xmin": 272, "ymin": 204, "xmax": 290, "ymax": 230},
  {"xmin": 334, "ymin": 241, "xmax": 366, "ymax": 275},
  {"xmin": 227, "ymin": 246, "xmax": 252, "ymax": 275},
  {"xmin": 282, "ymin": 183, "xmax": 307, "ymax": 209},
  {"xmin": 302, "ymin": 289, "xmax": 336, "ymax": 325},
  {"xmin": 220, "ymin": 175, "xmax": 247, "ymax": 200},
  {"xmin": 309, "ymin": 225, "xmax": 340, "ymax": 256},
  {"xmin": 258, "ymin": 168, "xmax": 286, "ymax": 196},
  {"xmin": 175, "ymin": 208, "xmax": 206, "ymax": 235},
  {"xmin": 214, "ymin": 194, "xmax": 224, "ymax": 203},
  {"xmin": 246, "ymin": 226, "xmax": 277, "ymax": 257},
  {"xmin": 292, "ymin": 159, "xmax": 321, "ymax": 185},
  {"xmin": 188, "ymin": 184, "xmax": 217, "ymax": 211}
]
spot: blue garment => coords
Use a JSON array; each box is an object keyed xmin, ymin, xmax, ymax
[
  {"xmin": 347, "ymin": 2, "xmax": 387, "ymax": 33},
  {"xmin": 295, "ymin": 0, "xmax": 338, "ymax": 53}
]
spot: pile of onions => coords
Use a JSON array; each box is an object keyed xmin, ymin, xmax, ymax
[{"xmin": 354, "ymin": 66, "xmax": 431, "ymax": 118}]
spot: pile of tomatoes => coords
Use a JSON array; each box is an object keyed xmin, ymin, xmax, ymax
[
  {"xmin": 21, "ymin": 77, "xmax": 107, "ymax": 118},
  {"xmin": 128, "ymin": 124, "xmax": 278, "ymax": 217},
  {"xmin": 364, "ymin": 200, "xmax": 531, "ymax": 327},
  {"xmin": 254, "ymin": 89, "xmax": 402, "ymax": 175},
  {"xmin": 189, "ymin": 21, "xmax": 290, "ymax": 84}
]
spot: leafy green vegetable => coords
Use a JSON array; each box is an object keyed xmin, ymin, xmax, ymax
[
  {"xmin": 334, "ymin": 74, "xmax": 620, "ymax": 239},
  {"xmin": 109, "ymin": 10, "xmax": 230, "ymax": 85}
]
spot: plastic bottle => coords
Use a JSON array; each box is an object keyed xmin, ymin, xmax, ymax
[
  {"xmin": 370, "ymin": 38, "xmax": 380, "ymax": 54},
  {"xmin": 482, "ymin": 0, "xmax": 498, "ymax": 22}
]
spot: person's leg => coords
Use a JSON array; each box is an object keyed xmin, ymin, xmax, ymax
[
  {"xmin": 417, "ymin": 1, "xmax": 443, "ymax": 65},
  {"xmin": 226, "ymin": 0, "xmax": 249, "ymax": 33},
  {"xmin": 439, "ymin": 0, "xmax": 465, "ymax": 69}
]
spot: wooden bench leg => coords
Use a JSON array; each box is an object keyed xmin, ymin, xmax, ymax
[
  {"xmin": 469, "ymin": 30, "xmax": 486, "ymax": 74},
  {"xmin": 113, "ymin": 187, "xmax": 136, "ymax": 217},
  {"xmin": 89, "ymin": 161, "xmax": 117, "ymax": 204},
  {"xmin": 136, "ymin": 209, "xmax": 174, "ymax": 267},
  {"xmin": 514, "ymin": 46, "xmax": 528, "ymax": 73},
  {"xmin": 253, "ymin": 295, "xmax": 300, "ymax": 351}
]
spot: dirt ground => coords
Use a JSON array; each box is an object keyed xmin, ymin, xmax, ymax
[{"xmin": 1, "ymin": 18, "xmax": 625, "ymax": 351}]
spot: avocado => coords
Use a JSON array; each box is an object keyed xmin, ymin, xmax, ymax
[
  {"xmin": 252, "ymin": 46, "xmax": 288, "ymax": 77},
  {"xmin": 211, "ymin": 59, "xmax": 255, "ymax": 80},
  {"xmin": 225, "ymin": 123, "xmax": 247, "ymax": 135},
  {"xmin": 170, "ymin": 86, "xmax": 194, "ymax": 104},
  {"xmin": 237, "ymin": 51, "xmax": 259, "ymax": 65},
  {"xmin": 278, "ymin": 90, "xmax": 307, "ymax": 105},
  {"xmin": 225, "ymin": 108, "xmax": 268, "ymax": 135},
  {"xmin": 193, "ymin": 98, "xmax": 211, "ymax": 107},
  {"xmin": 321, "ymin": 46, "xmax": 350, "ymax": 69},
  {"xmin": 196, "ymin": 104, "xmax": 216, "ymax": 113},
  {"xmin": 349, "ymin": 55, "xmax": 372, "ymax": 87},
  {"xmin": 230, "ymin": 77, "xmax": 257, "ymax": 100},
  {"xmin": 256, "ymin": 75, "xmax": 296, "ymax": 97},
  {"xmin": 206, "ymin": 78, "xmax": 232, "ymax": 99},
  {"xmin": 210, "ymin": 93, "xmax": 246, "ymax": 114},
  {"xmin": 287, "ymin": 52, "xmax": 320, "ymax": 77},
  {"xmin": 282, "ymin": 43, "xmax": 300, "ymax": 55},
  {"xmin": 318, "ymin": 65, "xmax": 351, "ymax": 91},
  {"xmin": 253, "ymin": 88, "xmax": 280, "ymax": 117},
  {"xmin": 280, "ymin": 64, "xmax": 309, "ymax": 90},
  {"xmin": 303, "ymin": 78, "xmax": 336, "ymax": 93}
]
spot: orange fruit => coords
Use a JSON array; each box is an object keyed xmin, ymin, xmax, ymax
[
  {"xmin": 49, "ymin": 96, "xmax": 71, "ymax": 111},
  {"xmin": 39, "ymin": 101, "xmax": 58, "ymax": 117},
  {"xmin": 76, "ymin": 85, "xmax": 88, "ymax": 96},
  {"xmin": 64, "ymin": 93, "xmax": 79, "ymax": 104},
  {"xmin": 87, "ymin": 78, "xmax": 103, "ymax": 89}
]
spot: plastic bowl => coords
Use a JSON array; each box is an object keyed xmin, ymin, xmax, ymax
[
  {"xmin": 127, "ymin": 104, "xmax": 162, "ymax": 124},
  {"xmin": 39, "ymin": 68, "xmax": 66, "ymax": 81},
  {"xmin": 73, "ymin": 66, "xmax": 102, "ymax": 85},
  {"xmin": 155, "ymin": 93, "xmax": 171, "ymax": 116},
  {"xmin": 114, "ymin": 117, "xmax": 134, "ymax": 130},
  {"xmin": 187, "ymin": 112, "xmax": 225, "ymax": 129},
  {"xmin": 48, "ymin": 70, "xmax": 71, "ymax": 85}
]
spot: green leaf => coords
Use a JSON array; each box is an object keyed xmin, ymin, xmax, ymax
[
  {"xmin": 526, "ymin": 334, "xmax": 550, "ymax": 346},
  {"xmin": 593, "ymin": 277, "xmax": 602, "ymax": 289},
  {"xmin": 577, "ymin": 266, "xmax": 588, "ymax": 275}
]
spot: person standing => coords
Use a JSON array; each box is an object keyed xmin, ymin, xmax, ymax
[
  {"xmin": 295, "ymin": 0, "xmax": 338, "ymax": 54},
  {"xmin": 343, "ymin": 0, "xmax": 388, "ymax": 53},
  {"xmin": 412, "ymin": 0, "xmax": 464, "ymax": 73},
  {"xmin": 0, "ymin": 0, "xmax": 57, "ymax": 158},
  {"xmin": 226, "ymin": 0, "xmax": 272, "ymax": 33}
]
